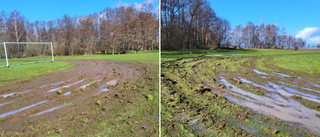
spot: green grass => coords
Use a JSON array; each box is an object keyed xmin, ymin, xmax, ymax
[
  {"xmin": 55, "ymin": 50, "xmax": 159, "ymax": 65},
  {"xmin": 1, "ymin": 50, "xmax": 158, "ymax": 66},
  {"xmin": 161, "ymin": 49, "xmax": 320, "ymax": 61},
  {"xmin": 273, "ymin": 54, "xmax": 320, "ymax": 75},
  {"xmin": 162, "ymin": 49, "xmax": 320, "ymax": 75},
  {"xmin": 0, "ymin": 51, "xmax": 159, "ymax": 83},
  {"xmin": 0, "ymin": 62, "xmax": 74, "ymax": 83}
]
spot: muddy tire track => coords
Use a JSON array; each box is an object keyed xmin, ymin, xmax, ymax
[
  {"xmin": 162, "ymin": 55, "xmax": 320, "ymax": 136},
  {"xmin": 192, "ymin": 56, "xmax": 320, "ymax": 135},
  {"xmin": 0, "ymin": 60, "xmax": 140, "ymax": 131}
]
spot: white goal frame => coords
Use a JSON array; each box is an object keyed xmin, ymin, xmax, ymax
[{"xmin": 1, "ymin": 42, "xmax": 54, "ymax": 67}]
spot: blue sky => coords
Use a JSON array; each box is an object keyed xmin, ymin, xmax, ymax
[
  {"xmin": 210, "ymin": 0, "xmax": 320, "ymax": 45},
  {"xmin": 1, "ymin": 0, "xmax": 318, "ymax": 45},
  {"xmin": 0, "ymin": 0, "xmax": 159, "ymax": 22}
]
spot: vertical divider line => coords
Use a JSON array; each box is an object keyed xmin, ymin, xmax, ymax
[{"xmin": 158, "ymin": 0, "xmax": 162, "ymax": 136}]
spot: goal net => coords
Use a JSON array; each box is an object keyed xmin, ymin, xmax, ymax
[{"xmin": 0, "ymin": 42, "xmax": 54, "ymax": 67}]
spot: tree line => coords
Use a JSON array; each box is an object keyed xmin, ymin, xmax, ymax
[
  {"xmin": 161, "ymin": 0, "xmax": 307, "ymax": 50},
  {"xmin": 0, "ymin": 4, "xmax": 158, "ymax": 56},
  {"xmin": 229, "ymin": 22, "xmax": 306, "ymax": 49},
  {"xmin": 162, "ymin": 0, "xmax": 226, "ymax": 50}
]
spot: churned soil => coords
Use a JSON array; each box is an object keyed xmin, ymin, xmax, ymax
[{"xmin": 0, "ymin": 59, "xmax": 158, "ymax": 136}]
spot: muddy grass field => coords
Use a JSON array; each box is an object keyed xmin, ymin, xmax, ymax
[
  {"xmin": 0, "ymin": 52, "xmax": 159, "ymax": 136},
  {"xmin": 161, "ymin": 49, "xmax": 320, "ymax": 136}
]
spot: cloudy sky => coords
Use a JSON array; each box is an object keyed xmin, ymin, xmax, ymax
[
  {"xmin": 211, "ymin": 0, "xmax": 320, "ymax": 45},
  {"xmin": 0, "ymin": 0, "xmax": 159, "ymax": 21}
]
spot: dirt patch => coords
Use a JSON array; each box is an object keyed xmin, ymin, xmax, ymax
[
  {"xmin": 107, "ymin": 80, "xmax": 118, "ymax": 86},
  {"xmin": 0, "ymin": 59, "xmax": 158, "ymax": 136}
]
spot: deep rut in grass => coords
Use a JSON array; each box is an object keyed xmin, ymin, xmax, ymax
[{"xmin": 162, "ymin": 55, "xmax": 320, "ymax": 136}]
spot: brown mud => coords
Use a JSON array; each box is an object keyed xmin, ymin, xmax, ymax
[
  {"xmin": 0, "ymin": 60, "xmax": 158, "ymax": 136},
  {"xmin": 162, "ymin": 55, "xmax": 320, "ymax": 136}
]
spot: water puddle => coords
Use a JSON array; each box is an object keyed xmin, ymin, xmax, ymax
[
  {"xmin": 271, "ymin": 82, "xmax": 320, "ymax": 103},
  {"xmin": 51, "ymin": 81, "xmax": 65, "ymax": 86},
  {"xmin": 1, "ymin": 90, "xmax": 31, "ymax": 98},
  {"xmin": 267, "ymin": 82, "xmax": 293, "ymax": 97},
  {"xmin": 253, "ymin": 69, "xmax": 269, "ymax": 75},
  {"xmin": 63, "ymin": 91, "xmax": 71, "ymax": 96},
  {"xmin": 227, "ymin": 95, "xmax": 320, "ymax": 135},
  {"xmin": 275, "ymin": 73, "xmax": 290, "ymax": 78},
  {"xmin": 311, "ymin": 83, "xmax": 320, "ymax": 88},
  {"xmin": 240, "ymin": 77, "xmax": 320, "ymax": 101},
  {"xmin": 0, "ymin": 101, "xmax": 14, "ymax": 107},
  {"xmin": 40, "ymin": 85, "xmax": 48, "ymax": 88},
  {"xmin": 46, "ymin": 80, "xmax": 84, "ymax": 93},
  {"xmin": 99, "ymin": 84, "xmax": 109, "ymax": 93},
  {"xmin": 221, "ymin": 78, "xmax": 264, "ymax": 100},
  {"xmin": 101, "ymin": 88, "xmax": 109, "ymax": 92},
  {"xmin": 219, "ymin": 76, "xmax": 320, "ymax": 135},
  {"xmin": 97, "ymin": 80, "xmax": 116, "ymax": 94},
  {"xmin": 1, "ymin": 92, "xmax": 17, "ymax": 98},
  {"xmin": 238, "ymin": 77, "xmax": 274, "ymax": 91},
  {"xmin": 63, "ymin": 80, "xmax": 84, "ymax": 88},
  {"xmin": 283, "ymin": 87, "xmax": 320, "ymax": 103},
  {"xmin": 260, "ymin": 76, "xmax": 267, "ymax": 79},
  {"xmin": 47, "ymin": 88, "xmax": 59, "ymax": 93},
  {"xmin": 79, "ymin": 81, "xmax": 96, "ymax": 89},
  {"xmin": 278, "ymin": 81, "xmax": 320, "ymax": 94},
  {"xmin": 204, "ymin": 55, "xmax": 223, "ymax": 57},
  {"xmin": 0, "ymin": 100, "xmax": 48, "ymax": 118},
  {"xmin": 33, "ymin": 103, "xmax": 68, "ymax": 116}
]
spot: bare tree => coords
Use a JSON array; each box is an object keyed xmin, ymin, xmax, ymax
[
  {"xmin": 229, "ymin": 22, "xmax": 304, "ymax": 50},
  {"xmin": 1, "ymin": 4, "xmax": 158, "ymax": 56},
  {"xmin": 25, "ymin": 21, "xmax": 36, "ymax": 42},
  {"xmin": 0, "ymin": 11, "xmax": 8, "ymax": 42},
  {"xmin": 242, "ymin": 22, "xmax": 255, "ymax": 48},
  {"xmin": 215, "ymin": 18, "xmax": 231, "ymax": 48},
  {"xmin": 7, "ymin": 10, "xmax": 26, "ymax": 57},
  {"xmin": 230, "ymin": 25, "xmax": 243, "ymax": 48}
]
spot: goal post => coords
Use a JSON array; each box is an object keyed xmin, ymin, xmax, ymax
[{"xmin": 0, "ymin": 42, "xmax": 54, "ymax": 67}]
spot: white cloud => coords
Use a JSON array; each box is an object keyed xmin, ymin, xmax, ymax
[
  {"xmin": 134, "ymin": 0, "xmax": 155, "ymax": 9},
  {"xmin": 114, "ymin": 0, "xmax": 158, "ymax": 14},
  {"xmin": 115, "ymin": 1, "xmax": 128, "ymax": 8},
  {"xmin": 296, "ymin": 27, "xmax": 320, "ymax": 45},
  {"xmin": 115, "ymin": 0, "xmax": 156, "ymax": 9},
  {"xmin": 309, "ymin": 36, "xmax": 320, "ymax": 43},
  {"xmin": 274, "ymin": 23, "xmax": 280, "ymax": 27}
]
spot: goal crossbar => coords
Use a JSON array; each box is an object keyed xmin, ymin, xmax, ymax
[
  {"xmin": 1, "ymin": 42, "xmax": 54, "ymax": 67},
  {"xmin": 2, "ymin": 42, "xmax": 53, "ymax": 44}
]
